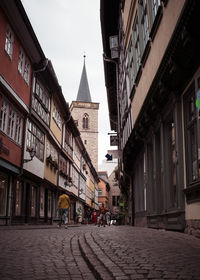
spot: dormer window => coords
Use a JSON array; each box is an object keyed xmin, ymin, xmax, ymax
[{"xmin": 82, "ymin": 113, "xmax": 89, "ymax": 129}]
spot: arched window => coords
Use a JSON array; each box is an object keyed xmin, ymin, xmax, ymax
[{"xmin": 82, "ymin": 113, "xmax": 89, "ymax": 129}]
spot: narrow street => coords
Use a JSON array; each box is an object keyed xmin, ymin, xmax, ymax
[{"xmin": 0, "ymin": 225, "xmax": 199, "ymax": 280}]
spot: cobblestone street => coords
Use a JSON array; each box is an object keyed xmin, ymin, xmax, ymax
[{"xmin": 0, "ymin": 225, "xmax": 200, "ymax": 280}]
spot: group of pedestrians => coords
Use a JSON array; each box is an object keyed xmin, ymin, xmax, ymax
[
  {"xmin": 57, "ymin": 193, "xmax": 113, "ymax": 228},
  {"xmin": 86, "ymin": 203, "xmax": 112, "ymax": 227}
]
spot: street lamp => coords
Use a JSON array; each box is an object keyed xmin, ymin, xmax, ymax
[{"xmin": 78, "ymin": 188, "xmax": 83, "ymax": 195}]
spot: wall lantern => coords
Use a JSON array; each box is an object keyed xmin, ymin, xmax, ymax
[
  {"xmin": 79, "ymin": 188, "xmax": 83, "ymax": 195},
  {"xmin": 23, "ymin": 148, "xmax": 36, "ymax": 163}
]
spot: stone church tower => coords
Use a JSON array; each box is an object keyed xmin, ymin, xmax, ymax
[{"xmin": 70, "ymin": 57, "xmax": 99, "ymax": 171}]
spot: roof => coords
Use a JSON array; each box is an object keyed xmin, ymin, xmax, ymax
[
  {"xmin": 100, "ymin": 0, "xmax": 120, "ymax": 131},
  {"xmin": 76, "ymin": 56, "xmax": 92, "ymax": 102},
  {"xmin": 98, "ymin": 171, "xmax": 109, "ymax": 184}
]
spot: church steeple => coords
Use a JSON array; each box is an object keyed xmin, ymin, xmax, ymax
[{"xmin": 76, "ymin": 55, "xmax": 92, "ymax": 102}]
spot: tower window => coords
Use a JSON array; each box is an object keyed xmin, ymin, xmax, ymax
[{"xmin": 82, "ymin": 113, "xmax": 89, "ymax": 129}]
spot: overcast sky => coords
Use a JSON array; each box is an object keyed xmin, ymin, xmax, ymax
[{"xmin": 21, "ymin": 0, "xmax": 117, "ymax": 174}]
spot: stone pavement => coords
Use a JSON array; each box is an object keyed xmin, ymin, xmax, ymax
[{"xmin": 0, "ymin": 224, "xmax": 200, "ymax": 280}]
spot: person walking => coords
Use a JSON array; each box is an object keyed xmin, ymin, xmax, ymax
[
  {"xmin": 57, "ymin": 193, "xmax": 70, "ymax": 228},
  {"xmin": 98, "ymin": 203, "xmax": 106, "ymax": 227},
  {"xmin": 86, "ymin": 207, "xmax": 92, "ymax": 224},
  {"xmin": 91, "ymin": 210, "xmax": 98, "ymax": 225},
  {"xmin": 105, "ymin": 210, "xmax": 111, "ymax": 226}
]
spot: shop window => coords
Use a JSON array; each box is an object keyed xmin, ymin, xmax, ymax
[
  {"xmin": 0, "ymin": 173, "xmax": 8, "ymax": 216},
  {"xmin": 48, "ymin": 190, "xmax": 52, "ymax": 218},
  {"xmin": 31, "ymin": 186, "xmax": 37, "ymax": 217},
  {"xmin": 184, "ymin": 83, "xmax": 200, "ymax": 183},
  {"xmin": 163, "ymin": 112, "xmax": 178, "ymax": 208},
  {"xmin": 15, "ymin": 181, "xmax": 22, "ymax": 216},
  {"xmin": 134, "ymin": 150, "xmax": 145, "ymax": 212},
  {"xmin": 40, "ymin": 187, "xmax": 44, "ymax": 217},
  {"xmin": 147, "ymin": 142, "xmax": 155, "ymax": 212}
]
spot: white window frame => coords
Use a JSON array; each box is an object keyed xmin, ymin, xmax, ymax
[
  {"xmin": 27, "ymin": 120, "xmax": 44, "ymax": 161},
  {"xmin": 5, "ymin": 26, "xmax": 14, "ymax": 59},
  {"xmin": 24, "ymin": 59, "xmax": 30, "ymax": 85},
  {"xmin": 0, "ymin": 99, "xmax": 9, "ymax": 133},
  {"xmin": 0, "ymin": 98, "xmax": 22, "ymax": 145},
  {"xmin": 8, "ymin": 107, "xmax": 16, "ymax": 140},
  {"xmin": 18, "ymin": 48, "xmax": 25, "ymax": 75}
]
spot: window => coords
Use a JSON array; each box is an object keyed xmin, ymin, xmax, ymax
[
  {"xmin": 112, "ymin": 196, "xmax": 119, "ymax": 206},
  {"xmin": 5, "ymin": 26, "xmax": 14, "ymax": 58},
  {"xmin": 133, "ymin": 15, "xmax": 141, "ymax": 73},
  {"xmin": 32, "ymin": 80, "xmax": 50, "ymax": 125},
  {"xmin": 83, "ymin": 113, "xmax": 89, "ymax": 129},
  {"xmin": 65, "ymin": 129, "xmax": 72, "ymax": 146},
  {"xmin": 128, "ymin": 38, "xmax": 135, "ymax": 89},
  {"xmin": 48, "ymin": 190, "xmax": 52, "ymax": 218},
  {"xmin": 151, "ymin": 0, "xmax": 161, "ymax": 22},
  {"xmin": 0, "ymin": 172, "xmax": 8, "ymax": 216},
  {"xmin": 134, "ymin": 150, "xmax": 145, "ymax": 212},
  {"xmin": 27, "ymin": 120, "xmax": 45, "ymax": 161},
  {"xmin": 24, "ymin": 59, "xmax": 30, "ymax": 85},
  {"xmin": 31, "ymin": 186, "xmax": 37, "ymax": 217},
  {"xmin": 18, "ymin": 48, "xmax": 25, "ymax": 75},
  {"xmin": 53, "ymin": 104, "xmax": 61, "ymax": 129},
  {"xmin": 8, "ymin": 108, "xmax": 15, "ymax": 139},
  {"xmin": 59, "ymin": 155, "xmax": 69, "ymax": 177},
  {"xmin": 98, "ymin": 189, "xmax": 102, "ymax": 196},
  {"xmin": 149, "ymin": 0, "xmax": 161, "ymax": 29},
  {"xmin": 0, "ymin": 99, "xmax": 8, "ymax": 133},
  {"xmin": 84, "ymin": 140, "xmax": 87, "ymax": 144},
  {"xmin": 15, "ymin": 114, "xmax": 22, "ymax": 144},
  {"xmin": 72, "ymin": 167, "xmax": 79, "ymax": 188},
  {"xmin": 15, "ymin": 181, "xmax": 22, "ymax": 216},
  {"xmin": 0, "ymin": 98, "xmax": 22, "ymax": 145},
  {"xmin": 40, "ymin": 187, "xmax": 44, "ymax": 217},
  {"xmin": 18, "ymin": 48, "xmax": 30, "ymax": 85},
  {"xmin": 184, "ymin": 83, "xmax": 199, "ymax": 183},
  {"xmin": 163, "ymin": 112, "xmax": 178, "ymax": 208},
  {"xmin": 140, "ymin": 0, "xmax": 149, "ymax": 51}
]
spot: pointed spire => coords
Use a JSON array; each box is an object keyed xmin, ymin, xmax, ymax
[{"xmin": 76, "ymin": 55, "xmax": 92, "ymax": 102}]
